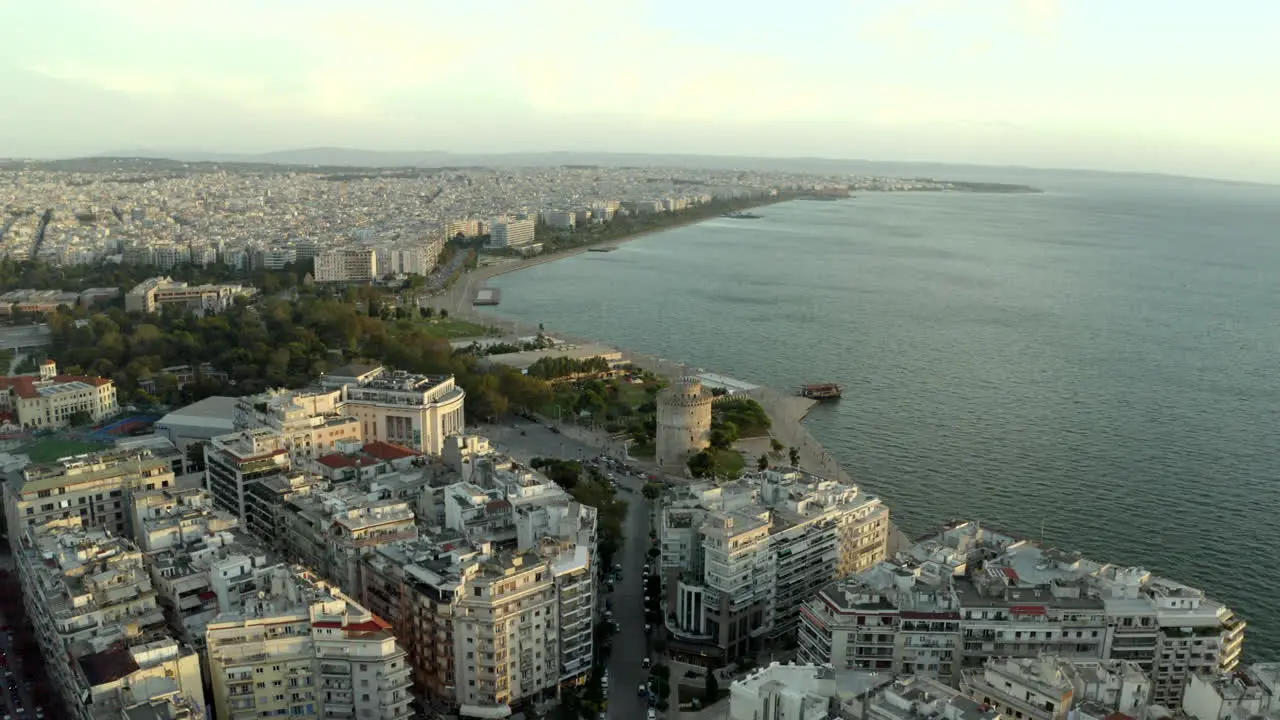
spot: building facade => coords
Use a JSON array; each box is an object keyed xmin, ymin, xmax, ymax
[
  {"xmin": 488, "ymin": 218, "xmax": 537, "ymax": 248},
  {"xmin": 323, "ymin": 365, "xmax": 466, "ymax": 455},
  {"xmin": 314, "ymin": 246, "xmax": 378, "ymax": 283},
  {"xmin": 0, "ymin": 359, "xmax": 118, "ymax": 429}
]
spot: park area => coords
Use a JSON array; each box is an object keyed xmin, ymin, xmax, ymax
[{"xmin": 17, "ymin": 437, "xmax": 108, "ymax": 463}]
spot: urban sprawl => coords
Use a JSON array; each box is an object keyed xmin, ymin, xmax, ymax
[{"xmin": 0, "ymin": 161, "xmax": 1264, "ymax": 720}]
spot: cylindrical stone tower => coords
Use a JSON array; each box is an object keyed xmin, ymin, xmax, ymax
[{"xmin": 655, "ymin": 377, "xmax": 714, "ymax": 474}]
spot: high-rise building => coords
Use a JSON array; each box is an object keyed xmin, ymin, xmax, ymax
[{"xmin": 205, "ymin": 565, "xmax": 414, "ymax": 720}]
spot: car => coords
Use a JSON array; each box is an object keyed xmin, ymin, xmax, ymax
[
  {"xmin": 638, "ymin": 684, "xmax": 647, "ymax": 697},
  {"xmin": 648, "ymin": 710, "xmax": 657, "ymax": 720},
  {"xmin": 642, "ymin": 657, "xmax": 651, "ymax": 669}
]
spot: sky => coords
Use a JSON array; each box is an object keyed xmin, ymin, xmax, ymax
[{"xmin": 0, "ymin": 0, "xmax": 1277, "ymax": 182}]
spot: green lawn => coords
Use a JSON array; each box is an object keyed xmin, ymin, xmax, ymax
[
  {"xmin": 414, "ymin": 317, "xmax": 491, "ymax": 339},
  {"xmin": 708, "ymin": 448, "xmax": 745, "ymax": 477},
  {"xmin": 20, "ymin": 438, "xmax": 109, "ymax": 463}
]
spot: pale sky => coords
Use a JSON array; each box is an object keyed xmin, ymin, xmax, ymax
[{"xmin": 1, "ymin": 0, "xmax": 1277, "ymax": 182}]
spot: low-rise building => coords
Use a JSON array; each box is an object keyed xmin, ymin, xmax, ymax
[
  {"xmin": 0, "ymin": 359, "xmax": 118, "ymax": 429},
  {"xmin": 205, "ymin": 565, "xmax": 413, "ymax": 720},
  {"xmin": 125, "ymin": 276, "xmax": 254, "ymax": 314},
  {"xmin": 729, "ymin": 662, "xmax": 840, "ymax": 720},
  {"xmin": 1182, "ymin": 664, "xmax": 1280, "ymax": 720},
  {"xmin": 961, "ymin": 657, "xmax": 1075, "ymax": 720}
]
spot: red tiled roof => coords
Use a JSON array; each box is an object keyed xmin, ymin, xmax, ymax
[
  {"xmin": 362, "ymin": 440, "xmax": 419, "ymax": 461},
  {"xmin": 0, "ymin": 374, "xmax": 110, "ymax": 400},
  {"xmin": 317, "ymin": 454, "xmax": 357, "ymax": 469},
  {"xmin": 1001, "ymin": 567, "xmax": 1019, "ymax": 582}
]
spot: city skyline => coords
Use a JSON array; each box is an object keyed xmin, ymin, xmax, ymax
[{"xmin": 1, "ymin": 0, "xmax": 1277, "ymax": 184}]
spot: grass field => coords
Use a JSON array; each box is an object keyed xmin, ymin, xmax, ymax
[
  {"xmin": 19, "ymin": 438, "xmax": 109, "ymax": 463},
  {"xmin": 415, "ymin": 317, "xmax": 491, "ymax": 339}
]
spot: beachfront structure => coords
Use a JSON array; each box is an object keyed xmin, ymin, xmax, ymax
[
  {"xmin": 655, "ymin": 376, "xmax": 714, "ymax": 473},
  {"xmin": 13, "ymin": 522, "xmax": 207, "ymax": 719},
  {"xmin": 0, "ymin": 359, "xmax": 118, "ymax": 429},
  {"xmin": 321, "ymin": 364, "xmax": 466, "ymax": 455},
  {"xmin": 204, "ymin": 565, "xmax": 414, "ymax": 720},
  {"xmin": 797, "ymin": 521, "xmax": 1245, "ymax": 707},
  {"xmin": 314, "ymin": 246, "xmax": 378, "ymax": 283},
  {"xmin": 659, "ymin": 468, "xmax": 890, "ymax": 665},
  {"xmin": 3, "ymin": 443, "xmax": 178, "ymax": 545},
  {"xmin": 124, "ymin": 275, "xmax": 255, "ymax": 314},
  {"xmin": 488, "ymin": 217, "xmax": 537, "ymax": 248}
]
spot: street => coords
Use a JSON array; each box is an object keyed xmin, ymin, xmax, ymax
[{"xmin": 605, "ymin": 473, "xmax": 654, "ymax": 720}]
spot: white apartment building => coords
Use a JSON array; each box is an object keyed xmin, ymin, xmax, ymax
[
  {"xmin": 961, "ymin": 657, "xmax": 1076, "ymax": 720},
  {"xmin": 124, "ymin": 276, "xmax": 254, "ymax": 314},
  {"xmin": 659, "ymin": 469, "xmax": 890, "ymax": 665},
  {"xmin": 323, "ymin": 364, "xmax": 466, "ymax": 455},
  {"xmin": 4, "ymin": 443, "xmax": 177, "ymax": 543},
  {"xmin": 205, "ymin": 565, "xmax": 413, "ymax": 720},
  {"xmin": 378, "ymin": 238, "xmax": 444, "ymax": 276},
  {"xmin": 729, "ymin": 662, "xmax": 840, "ymax": 720},
  {"xmin": 13, "ymin": 523, "xmax": 206, "ymax": 719},
  {"xmin": 1183, "ymin": 664, "xmax": 1280, "ymax": 720},
  {"xmin": 314, "ymin": 246, "xmax": 378, "ymax": 283},
  {"xmin": 0, "ymin": 359, "xmax": 118, "ymax": 429},
  {"xmin": 874, "ymin": 521, "xmax": 1245, "ymax": 707},
  {"xmin": 488, "ymin": 218, "xmax": 536, "ymax": 248},
  {"xmin": 798, "ymin": 559, "xmax": 964, "ymax": 682}
]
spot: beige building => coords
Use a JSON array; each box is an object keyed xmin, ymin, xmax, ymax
[
  {"xmin": 205, "ymin": 565, "xmax": 413, "ymax": 720},
  {"xmin": 4, "ymin": 443, "xmax": 178, "ymax": 543},
  {"xmin": 125, "ymin": 276, "xmax": 255, "ymax": 314},
  {"xmin": 232, "ymin": 387, "xmax": 362, "ymax": 461},
  {"xmin": 660, "ymin": 469, "xmax": 890, "ymax": 665},
  {"xmin": 323, "ymin": 364, "xmax": 466, "ymax": 455},
  {"xmin": 0, "ymin": 359, "xmax": 118, "ymax": 429},
  {"xmin": 314, "ymin": 246, "xmax": 378, "ymax": 283},
  {"xmin": 13, "ymin": 523, "xmax": 206, "ymax": 719}
]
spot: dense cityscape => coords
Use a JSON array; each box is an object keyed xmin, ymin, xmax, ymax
[{"xmin": 0, "ymin": 159, "xmax": 1267, "ymax": 720}]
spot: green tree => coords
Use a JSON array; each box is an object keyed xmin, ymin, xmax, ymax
[
  {"xmin": 641, "ymin": 482, "xmax": 662, "ymax": 500},
  {"xmin": 757, "ymin": 454, "xmax": 769, "ymax": 471},
  {"xmin": 789, "ymin": 446, "xmax": 801, "ymax": 467},
  {"xmin": 687, "ymin": 451, "xmax": 715, "ymax": 478},
  {"xmin": 770, "ymin": 438, "xmax": 784, "ymax": 455}
]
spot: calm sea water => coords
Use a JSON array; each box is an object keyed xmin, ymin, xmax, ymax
[{"xmin": 488, "ymin": 173, "xmax": 1280, "ymax": 659}]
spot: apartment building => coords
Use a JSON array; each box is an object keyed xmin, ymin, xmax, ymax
[
  {"xmin": 659, "ymin": 469, "xmax": 890, "ymax": 665},
  {"xmin": 4, "ymin": 443, "xmax": 176, "ymax": 544},
  {"xmin": 13, "ymin": 523, "xmax": 206, "ymax": 719},
  {"xmin": 728, "ymin": 662, "xmax": 842, "ymax": 720},
  {"xmin": 205, "ymin": 565, "xmax": 413, "ymax": 720},
  {"xmin": 204, "ymin": 428, "xmax": 294, "ymax": 530},
  {"xmin": 322, "ymin": 364, "xmax": 466, "ymax": 455},
  {"xmin": 314, "ymin": 246, "xmax": 378, "ymax": 283},
  {"xmin": 838, "ymin": 674, "xmax": 1003, "ymax": 720},
  {"xmin": 231, "ymin": 387, "xmax": 362, "ymax": 462},
  {"xmin": 124, "ymin": 275, "xmax": 254, "ymax": 314},
  {"xmin": 798, "ymin": 559, "xmax": 964, "ymax": 682},
  {"xmin": 0, "ymin": 359, "xmax": 118, "ymax": 429},
  {"xmin": 961, "ymin": 657, "xmax": 1076, "ymax": 720},
  {"xmin": 378, "ymin": 238, "xmax": 444, "ymax": 276},
  {"xmin": 278, "ymin": 480, "xmax": 420, "ymax": 595},
  {"xmin": 1182, "ymin": 664, "xmax": 1280, "ymax": 720},
  {"xmin": 488, "ymin": 218, "xmax": 536, "ymax": 248},
  {"xmin": 815, "ymin": 521, "xmax": 1245, "ymax": 707}
]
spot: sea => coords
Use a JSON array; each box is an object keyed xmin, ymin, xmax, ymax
[{"xmin": 486, "ymin": 167, "xmax": 1280, "ymax": 660}]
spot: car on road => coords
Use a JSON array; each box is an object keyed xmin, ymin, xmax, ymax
[
  {"xmin": 637, "ymin": 684, "xmax": 647, "ymax": 697},
  {"xmin": 648, "ymin": 709, "xmax": 657, "ymax": 720},
  {"xmin": 642, "ymin": 657, "xmax": 651, "ymax": 669}
]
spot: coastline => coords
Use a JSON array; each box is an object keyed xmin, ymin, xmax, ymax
[{"xmin": 440, "ymin": 209, "xmax": 913, "ymax": 554}]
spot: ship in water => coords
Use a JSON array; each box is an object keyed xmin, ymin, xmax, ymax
[
  {"xmin": 799, "ymin": 383, "xmax": 842, "ymax": 400},
  {"xmin": 722, "ymin": 211, "xmax": 763, "ymax": 219}
]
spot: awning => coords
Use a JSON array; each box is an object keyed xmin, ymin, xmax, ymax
[{"xmin": 459, "ymin": 704, "xmax": 513, "ymax": 719}]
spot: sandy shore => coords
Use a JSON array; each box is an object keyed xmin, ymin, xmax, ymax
[{"xmin": 441, "ymin": 214, "xmax": 912, "ymax": 553}]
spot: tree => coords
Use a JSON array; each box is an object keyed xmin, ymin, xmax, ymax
[
  {"xmin": 440, "ymin": 308, "xmax": 449, "ymax": 318},
  {"xmin": 757, "ymin": 454, "xmax": 769, "ymax": 471},
  {"xmin": 687, "ymin": 451, "xmax": 715, "ymax": 478},
  {"xmin": 770, "ymin": 438, "xmax": 784, "ymax": 454},
  {"xmin": 705, "ymin": 667, "xmax": 720, "ymax": 703},
  {"xmin": 641, "ymin": 482, "xmax": 662, "ymax": 500},
  {"xmin": 788, "ymin": 446, "xmax": 801, "ymax": 467}
]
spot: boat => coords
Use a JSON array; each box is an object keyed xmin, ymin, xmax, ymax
[{"xmin": 799, "ymin": 383, "xmax": 842, "ymax": 400}]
